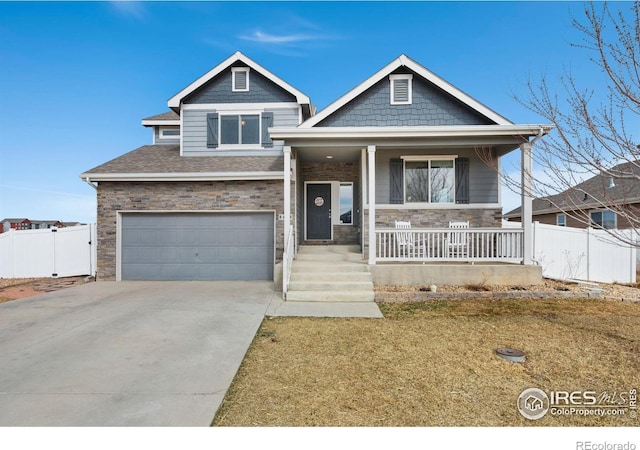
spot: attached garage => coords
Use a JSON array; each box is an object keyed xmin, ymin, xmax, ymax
[{"xmin": 120, "ymin": 212, "xmax": 274, "ymax": 281}]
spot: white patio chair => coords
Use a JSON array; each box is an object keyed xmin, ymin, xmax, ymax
[
  {"xmin": 447, "ymin": 221, "xmax": 469, "ymax": 258},
  {"xmin": 395, "ymin": 220, "xmax": 414, "ymax": 257}
]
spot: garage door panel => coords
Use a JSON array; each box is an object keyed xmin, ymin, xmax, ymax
[{"xmin": 121, "ymin": 213, "xmax": 274, "ymax": 281}]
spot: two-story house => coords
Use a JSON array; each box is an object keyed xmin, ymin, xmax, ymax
[{"xmin": 81, "ymin": 52, "xmax": 552, "ymax": 298}]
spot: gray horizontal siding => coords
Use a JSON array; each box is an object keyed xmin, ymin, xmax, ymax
[
  {"xmin": 375, "ymin": 149, "xmax": 498, "ymax": 204},
  {"xmin": 182, "ymin": 106, "xmax": 300, "ymax": 157},
  {"xmin": 184, "ymin": 65, "xmax": 297, "ymax": 104},
  {"xmin": 153, "ymin": 127, "xmax": 180, "ymax": 145},
  {"xmin": 318, "ymin": 72, "xmax": 494, "ymax": 127}
]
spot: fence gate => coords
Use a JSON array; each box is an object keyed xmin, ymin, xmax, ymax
[{"xmin": 0, "ymin": 224, "xmax": 96, "ymax": 278}]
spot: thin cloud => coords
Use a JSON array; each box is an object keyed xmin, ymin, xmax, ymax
[
  {"xmin": 239, "ymin": 31, "xmax": 324, "ymax": 45},
  {"xmin": 109, "ymin": 1, "xmax": 148, "ymax": 21},
  {"xmin": 235, "ymin": 27, "xmax": 343, "ymax": 57}
]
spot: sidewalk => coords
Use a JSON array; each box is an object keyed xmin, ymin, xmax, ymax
[{"xmin": 266, "ymin": 297, "xmax": 384, "ymax": 318}]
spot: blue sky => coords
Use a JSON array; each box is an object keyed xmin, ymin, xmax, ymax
[{"xmin": 0, "ymin": 1, "xmax": 616, "ymax": 223}]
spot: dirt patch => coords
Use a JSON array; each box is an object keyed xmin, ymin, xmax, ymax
[{"xmin": 0, "ymin": 277, "xmax": 92, "ymax": 303}]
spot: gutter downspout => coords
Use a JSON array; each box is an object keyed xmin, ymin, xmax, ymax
[
  {"xmin": 530, "ymin": 127, "xmax": 545, "ymax": 146},
  {"xmin": 83, "ymin": 176, "xmax": 97, "ymax": 190},
  {"xmin": 521, "ymin": 127, "xmax": 546, "ymax": 265}
]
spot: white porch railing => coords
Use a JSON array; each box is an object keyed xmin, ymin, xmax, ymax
[
  {"xmin": 282, "ymin": 226, "xmax": 295, "ymax": 298},
  {"xmin": 375, "ymin": 228, "xmax": 524, "ymax": 263}
]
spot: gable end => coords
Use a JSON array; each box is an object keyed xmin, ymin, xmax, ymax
[
  {"xmin": 183, "ymin": 63, "xmax": 297, "ymax": 104},
  {"xmin": 316, "ymin": 69, "xmax": 495, "ymax": 127}
]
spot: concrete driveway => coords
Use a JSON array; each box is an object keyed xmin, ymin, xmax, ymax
[{"xmin": 0, "ymin": 281, "xmax": 276, "ymax": 426}]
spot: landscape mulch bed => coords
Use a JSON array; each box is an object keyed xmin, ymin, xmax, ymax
[
  {"xmin": 375, "ymin": 279, "xmax": 640, "ymax": 303},
  {"xmin": 0, "ymin": 276, "xmax": 92, "ymax": 303}
]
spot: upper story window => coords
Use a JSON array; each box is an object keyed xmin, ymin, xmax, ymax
[
  {"xmin": 158, "ymin": 127, "xmax": 180, "ymax": 140},
  {"xmin": 556, "ymin": 213, "xmax": 566, "ymax": 227},
  {"xmin": 206, "ymin": 111, "xmax": 273, "ymax": 149},
  {"xmin": 232, "ymin": 67, "xmax": 250, "ymax": 92},
  {"xmin": 590, "ymin": 209, "xmax": 616, "ymax": 229},
  {"xmin": 221, "ymin": 114, "xmax": 259, "ymax": 145},
  {"xmin": 390, "ymin": 74, "xmax": 413, "ymax": 105}
]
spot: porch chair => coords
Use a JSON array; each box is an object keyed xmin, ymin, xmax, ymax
[
  {"xmin": 447, "ymin": 221, "xmax": 469, "ymax": 258},
  {"xmin": 395, "ymin": 220, "xmax": 415, "ymax": 257}
]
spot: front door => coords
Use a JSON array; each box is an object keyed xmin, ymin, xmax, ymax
[{"xmin": 306, "ymin": 183, "xmax": 332, "ymax": 240}]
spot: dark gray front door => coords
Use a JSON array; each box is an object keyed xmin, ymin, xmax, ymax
[
  {"xmin": 306, "ymin": 183, "xmax": 332, "ymax": 240},
  {"xmin": 121, "ymin": 213, "xmax": 274, "ymax": 281}
]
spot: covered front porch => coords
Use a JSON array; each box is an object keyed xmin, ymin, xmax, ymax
[{"xmin": 276, "ymin": 130, "xmax": 547, "ymax": 296}]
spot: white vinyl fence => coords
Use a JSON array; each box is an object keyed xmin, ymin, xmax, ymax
[
  {"xmin": 504, "ymin": 221, "xmax": 636, "ymax": 283},
  {"xmin": 0, "ymin": 224, "xmax": 97, "ymax": 278}
]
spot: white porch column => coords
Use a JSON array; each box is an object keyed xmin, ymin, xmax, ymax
[
  {"xmin": 361, "ymin": 148, "xmax": 367, "ymax": 250},
  {"xmin": 283, "ymin": 145, "xmax": 292, "ymax": 245},
  {"xmin": 521, "ymin": 141, "xmax": 533, "ymax": 265},
  {"xmin": 367, "ymin": 145, "xmax": 376, "ymax": 265}
]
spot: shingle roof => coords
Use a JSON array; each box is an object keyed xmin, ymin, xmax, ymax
[
  {"xmin": 81, "ymin": 145, "xmax": 284, "ymax": 175},
  {"xmin": 30, "ymin": 220, "xmax": 62, "ymax": 224},
  {"xmin": 142, "ymin": 111, "xmax": 179, "ymax": 121},
  {"xmin": 504, "ymin": 161, "xmax": 640, "ymax": 218}
]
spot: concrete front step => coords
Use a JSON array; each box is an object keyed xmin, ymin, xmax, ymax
[
  {"xmin": 288, "ymin": 281, "xmax": 373, "ymax": 292},
  {"xmin": 295, "ymin": 253, "xmax": 363, "ymax": 262},
  {"xmin": 297, "ymin": 245, "xmax": 361, "ymax": 254},
  {"xmin": 285, "ymin": 290, "xmax": 375, "ymax": 302},
  {"xmin": 290, "ymin": 272, "xmax": 372, "ymax": 282},
  {"xmin": 292, "ymin": 261, "xmax": 369, "ymax": 273},
  {"xmin": 287, "ymin": 245, "xmax": 375, "ymax": 302}
]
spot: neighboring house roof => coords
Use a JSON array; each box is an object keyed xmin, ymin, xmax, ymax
[
  {"xmin": 31, "ymin": 220, "xmax": 62, "ymax": 225},
  {"xmin": 300, "ymin": 54, "xmax": 513, "ymax": 128},
  {"xmin": 141, "ymin": 111, "xmax": 180, "ymax": 127},
  {"xmin": 167, "ymin": 51, "xmax": 311, "ymax": 110},
  {"xmin": 1, "ymin": 218, "xmax": 30, "ymax": 223},
  {"xmin": 504, "ymin": 161, "xmax": 640, "ymax": 218},
  {"xmin": 81, "ymin": 145, "xmax": 284, "ymax": 181}
]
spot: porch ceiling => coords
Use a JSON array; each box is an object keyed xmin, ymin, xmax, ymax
[
  {"xmin": 292, "ymin": 141, "xmax": 521, "ymax": 162},
  {"xmin": 295, "ymin": 146, "xmax": 362, "ymax": 163}
]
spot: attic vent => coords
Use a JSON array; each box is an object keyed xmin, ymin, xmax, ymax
[
  {"xmin": 390, "ymin": 74, "xmax": 412, "ymax": 105},
  {"xmin": 232, "ymin": 67, "xmax": 249, "ymax": 92}
]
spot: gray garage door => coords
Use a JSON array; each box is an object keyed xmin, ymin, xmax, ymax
[{"xmin": 121, "ymin": 213, "xmax": 274, "ymax": 281}]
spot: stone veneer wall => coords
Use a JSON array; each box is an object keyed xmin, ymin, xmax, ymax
[
  {"xmin": 97, "ymin": 180, "xmax": 284, "ymax": 280},
  {"xmin": 301, "ymin": 162, "xmax": 360, "ymax": 245},
  {"xmin": 363, "ymin": 207, "xmax": 502, "ymax": 258}
]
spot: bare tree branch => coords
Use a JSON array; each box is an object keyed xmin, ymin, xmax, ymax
[{"xmin": 499, "ymin": 1, "xmax": 640, "ymax": 247}]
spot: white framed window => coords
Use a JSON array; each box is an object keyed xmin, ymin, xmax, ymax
[
  {"xmin": 232, "ymin": 67, "xmax": 250, "ymax": 92},
  {"xmin": 339, "ymin": 183, "xmax": 353, "ymax": 225},
  {"xmin": 556, "ymin": 213, "xmax": 566, "ymax": 227},
  {"xmin": 590, "ymin": 209, "xmax": 616, "ymax": 229},
  {"xmin": 158, "ymin": 127, "xmax": 180, "ymax": 140},
  {"xmin": 207, "ymin": 111, "xmax": 272, "ymax": 149},
  {"xmin": 390, "ymin": 74, "xmax": 413, "ymax": 105},
  {"xmin": 220, "ymin": 114, "xmax": 260, "ymax": 145},
  {"xmin": 402, "ymin": 156, "xmax": 455, "ymax": 204}
]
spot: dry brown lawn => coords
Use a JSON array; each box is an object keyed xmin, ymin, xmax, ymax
[{"xmin": 213, "ymin": 298, "xmax": 639, "ymax": 427}]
